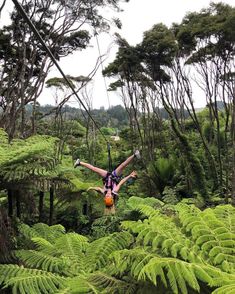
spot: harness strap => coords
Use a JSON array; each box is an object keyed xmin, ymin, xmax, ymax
[
  {"xmin": 107, "ymin": 143, "xmax": 112, "ymax": 172},
  {"xmin": 103, "ymin": 172, "xmax": 119, "ymax": 190}
]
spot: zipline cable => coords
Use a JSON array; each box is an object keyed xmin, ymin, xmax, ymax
[
  {"xmin": 89, "ymin": 4, "xmax": 111, "ymax": 109},
  {"xmin": 94, "ymin": 34, "xmax": 111, "ymax": 109},
  {"xmin": 11, "ymin": 0, "xmax": 109, "ymax": 144},
  {"xmin": 89, "ymin": 4, "xmax": 114, "ymax": 170}
]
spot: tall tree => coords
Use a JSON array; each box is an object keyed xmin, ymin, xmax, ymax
[{"xmin": 0, "ymin": 0, "xmax": 126, "ymax": 140}]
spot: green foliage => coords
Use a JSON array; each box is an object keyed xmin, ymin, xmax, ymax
[
  {"xmin": 0, "ymin": 265, "xmax": 66, "ymax": 294},
  {"xmin": 148, "ymin": 157, "xmax": 176, "ymax": 193},
  {"xmin": 100, "ymin": 127, "xmax": 116, "ymax": 136},
  {"xmin": 162, "ymin": 186, "xmax": 179, "ymax": 204},
  {"xmin": 1, "ymin": 202, "xmax": 235, "ymax": 293},
  {"xmin": 0, "ymin": 129, "xmax": 60, "ymax": 182},
  {"xmin": 90, "ymin": 215, "xmax": 123, "ymax": 239},
  {"xmin": 0, "ymin": 223, "xmax": 134, "ymax": 294},
  {"xmin": 117, "ymin": 198, "xmax": 235, "ymax": 294}
]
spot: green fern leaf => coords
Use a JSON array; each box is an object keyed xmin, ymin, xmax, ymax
[
  {"xmin": 31, "ymin": 238, "xmax": 56, "ymax": 256},
  {"xmin": 18, "ymin": 223, "xmax": 41, "ymax": 240},
  {"xmin": 138, "ymin": 257, "xmax": 201, "ymax": 294},
  {"xmin": 32, "ymin": 223, "xmax": 65, "ymax": 243},
  {"xmin": 64, "ymin": 275, "xmax": 100, "ymax": 293},
  {"xmin": 0, "ymin": 264, "xmax": 65, "ymax": 294},
  {"xmin": 15, "ymin": 250, "xmax": 71, "ymax": 274},
  {"xmin": 212, "ymin": 284, "xmax": 235, "ymax": 294},
  {"xmin": 85, "ymin": 232, "xmax": 133, "ymax": 272}
]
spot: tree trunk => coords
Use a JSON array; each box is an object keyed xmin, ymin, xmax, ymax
[
  {"xmin": 16, "ymin": 190, "xmax": 21, "ymax": 219},
  {"xmin": 231, "ymin": 92, "xmax": 235, "ymax": 206},
  {"xmin": 39, "ymin": 191, "xmax": 44, "ymax": 222},
  {"xmin": 49, "ymin": 187, "xmax": 54, "ymax": 225},
  {"xmin": 163, "ymin": 101, "xmax": 208, "ymax": 200},
  {"xmin": 7, "ymin": 189, "xmax": 13, "ymax": 217}
]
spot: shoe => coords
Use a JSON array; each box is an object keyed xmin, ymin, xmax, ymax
[
  {"xmin": 134, "ymin": 150, "xmax": 141, "ymax": 159},
  {"xmin": 74, "ymin": 159, "xmax": 80, "ymax": 168}
]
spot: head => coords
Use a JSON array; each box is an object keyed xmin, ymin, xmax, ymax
[{"xmin": 104, "ymin": 192, "xmax": 115, "ymax": 215}]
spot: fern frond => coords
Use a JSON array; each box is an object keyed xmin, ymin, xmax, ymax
[
  {"xmin": 213, "ymin": 205, "xmax": 235, "ymax": 233},
  {"xmin": 212, "ymin": 284, "xmax": 235, "ymax": 294},
  {"xmin": 121, "ymin": 220, "xmax": 147, "ymax": 234},
  {"xmin": 0, "ymin": 264, "xmax": 65, "ymax": 294},
  {"xmin": 88, "ymin": 272, "xmax": 130, "ymax": 293},
  {"xmin": 55, "ymin": 233, "xmax": 88, "ymax": 255},
  {"xmin": 85, "ymin": 232, "xmax": 134, "ymax": 272},
  {"xmin": 59, "ymin": 272, "xmax": 128, "ymax": 294},
  {"xmin": 0, "ymin": 135, "xmax": 60, "ymax": 181},
  {"xmin": 31, "ymin": 237, "xmax": 56, "ymax": 256},
  {"xmin": 18, "ymin": 223, "xmax": 41, "ymax": 240},
  {"xmin": 122, "ymin": 214, "xmax": 200, "ymax": 263},
  {"xmin": 128, "ymin": 196, "xmax": 164, "ymax": 208},
  {"xmin": 14, "ymin": 250, "xmax": 71, "ymax": 274},
  {"xmin": 32, "ymin": 223, "xmax": 65, "ymax": 243},
  {"xmin": 138, "ymin": 257, "xmax": 201, "ymax": 293},
  {"xmin": 211, "ymin": 271, "xmax": 235, "ymax": 293},
  {"xmin": 54, "ymin": 233, "xmax": 88, "ymax": 273},
  {"xmin": 63, "ymin": 275, "xmax": 100, "ymax": 293}
]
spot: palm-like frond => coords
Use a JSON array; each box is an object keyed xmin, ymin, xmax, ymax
[
  {"xmin": 18, "ymin": 223, "xmax": 65, "ymax": 243},
  {"xmin": 85, "ymin": 231, "xmax": 134, "ymax": 272},
  {"xmin": 127, "ymin": 196, "xmax": 164, "ymax": 218},
  {"xmin": 177, "ymin": 204, "xmax": 235, "ymax": 271},
  {"xmin": 2, "ymin": 201, "xmax": 235, "ymax": 294},
  {"xmin": 31, "ymin": 238, "xmax": 56, "ymax": 256},
  {"xmin": 111, "ymin": 248, "xmax": 235, "ymax": 294},
  {"xmin": 62, "ymin": 272, "xmax": 130, "ymax": 294},
  {"xmin": 212, "ymin": 284, "xmax": 235, "ymax": 294},
  {"xmin": 0, "ymin": 225, "xmax": 133, "ymax": 294},
  {"xmin": 54, "ymin": 233, "xmax": 88, "ymax": 273},
  {"xmin": 0, "ymin": 264, "xmax": 66, "ymax": 294},
  {"xmin": 211, "ymin": 272, "xmax": 235, "ymax": 294},
  {"xmin": 14, "ymin": 250, "xmax": 71, "ymax": 274},
  {"xmin": 0, "ymin": 134, "xmax": 60, "ymax": 182},
  {"xmin": 120, "ymin": 198, "xmax": 235, "ymax": 293}
]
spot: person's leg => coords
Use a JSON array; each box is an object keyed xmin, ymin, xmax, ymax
[
  {"xmin": 114, "ymin": 150, "xmax": 140, "ymax": 176},
  {"xmin": 79, "ymin": 161, "xmax": 107, "ymax": 178},
  {"xmin": 114, "ymin": 154, "xmax": 135, "ymax": 176}
]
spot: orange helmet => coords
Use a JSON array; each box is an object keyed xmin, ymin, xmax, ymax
[{"xmin": 104, "ymin": 195, "xmax": 114, "ymax": 207}]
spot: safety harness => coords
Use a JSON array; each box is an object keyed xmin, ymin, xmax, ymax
[{"xmin": 103, "ymin": 172, "xmax": 119, "ymax": 191}]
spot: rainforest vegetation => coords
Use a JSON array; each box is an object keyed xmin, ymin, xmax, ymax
[{"xmin": 0, "ymin": 1, "xmax": 235, "ymax": 293}]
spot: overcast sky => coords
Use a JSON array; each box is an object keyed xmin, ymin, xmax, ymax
[{"xmin": 1, "ymin": 0, "xmax": 235, "ymax": 109}]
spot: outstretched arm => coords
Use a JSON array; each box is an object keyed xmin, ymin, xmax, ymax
[
  {"xmin": 87, "ymin": 186, "xmax": 104, "ymax": 195},
  {"xmin": 114, "ymin": 171, "xmax": 137, "ymax": 193}
]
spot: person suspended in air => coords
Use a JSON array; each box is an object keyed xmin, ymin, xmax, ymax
[{"xmin": 74, "ymin": 150, "xmax": 141, "ymax": 214}]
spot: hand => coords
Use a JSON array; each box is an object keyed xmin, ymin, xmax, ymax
[{"xmin": 130, "ymin": 171, "xmax": 137, "ymax": 178}]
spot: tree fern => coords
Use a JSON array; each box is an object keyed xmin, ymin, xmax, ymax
[
  {"xmin": 127, "ymin": 196, "xmax": 164, "ymax": 218},
  {"xmin": 1, "ymin": 201, "xmax": 235, "ymax": 294},
  {"xmin": 212, "ymin": 284, "xmax": 235, "ymax": 294},
  {"xmin": 54, "ymin": 233, "xmax": 88, "ymax": 274},
  {"xmin": 0, "ymin": 225, "xmax": 133, "ymax": 294},
  {"xmin": 0, "ymin": 131, "xmax": 60, "ymax": 182},
  {"xmin": 122, "ymin": 215, "xmax": 202, "ymax": 263},
  {"xmin": 128, "ymin": 196, "xmax": 164, "ymax": 208},
  {"xmin": 18, "ymin": 223, "xmax": 65, "ymax": 243},
  {"xmin": 110, "ymin": 245, "xmax": 235, "ymax": 294},
  {"xmin": 176, "ymin": 203, "xmax": 235, "ymax": 271},
  {"xmin": 119, "ymin": 198, "xmax": 235, "ymax": 293},
  {"xmin": 62, "ymin": 272, "xmax": 131, "ymax": 294},
  {"xmin": 85, "ymin": 231, "xmax": 134, "ymax": 272},
  {"xmin": 14, "ymin": 250, "xmax": 71, "ymax": 274},
  {"xmin": 0, "ymin": 264, "xmax": 66, "ymax": 294}
]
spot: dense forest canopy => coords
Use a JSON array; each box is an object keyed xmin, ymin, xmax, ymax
[{"xmin": 0, "ymin": 1, "xmax": 235, "ymax": 294}]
